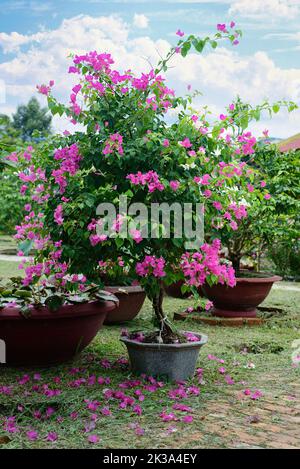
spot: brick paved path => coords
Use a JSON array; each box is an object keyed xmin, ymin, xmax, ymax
[{"xmin": 178, "ymin": 378, "xmax": 300, "ymax": 449}]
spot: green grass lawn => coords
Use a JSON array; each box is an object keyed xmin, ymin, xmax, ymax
[{"xmin": 0, "ymin": 261, "xmax": 299, "ymax": 449}]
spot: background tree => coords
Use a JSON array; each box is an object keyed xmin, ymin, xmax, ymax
[
  {"xmin": 12, "ymin": 97, "xmax": 52, "ymax": 141},
  {"xmin": 0, "ymin": 115, "xmax": 31, "ymax": 233}
]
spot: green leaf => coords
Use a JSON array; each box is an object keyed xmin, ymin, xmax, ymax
[
  {"xmin": 181, "ymin": 42, "xmax": 191, "ymax": 57},
  {"xmin": 193, "ymin": 39, "xmax": 205, "ymax": 53}
]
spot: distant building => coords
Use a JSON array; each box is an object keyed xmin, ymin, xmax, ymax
[{"xmin": 278, "ymin": 133, "xmax": 300, "ymax": 152}]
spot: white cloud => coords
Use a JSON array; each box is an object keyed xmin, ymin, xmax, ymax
[
  {"xmin": 229, "ymin": 0, "xmax": 300, "ymax": 19},
  {"xmin": 0, "ymin": 14, "xmax": 299, "ymax": 138},
  {"xmin": 133, "ymin": 13, "xmax": 149, "ymax": 29},
  {"xmin": 167, "ymin": 47, "xmax": 300, "ymax": 137}
]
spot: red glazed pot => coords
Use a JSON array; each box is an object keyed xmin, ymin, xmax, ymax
[
  {"xmin": 164, "ymin": 280, "xmax": 205, "ymax": 299},
  {"xmin": 0, "ymin": 298, "xmax": 118, "ymax": 366},
  {"xmin": 104, "ymin": 285, "xmax": 146, "ymax": 324},
  {"xmin": 164, "ymin": 280, "xmax": 190, "ymax": 299},
  {"xmin": 202, "ymin": 274, "xmax": 282, "ymax": 318}
]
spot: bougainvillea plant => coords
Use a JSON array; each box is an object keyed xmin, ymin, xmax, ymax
[
  {"xmin": 9, "ymin": 22, "xmax": 294, "ymax": 342},
  {"xmin": 204, "ymin": 98, "xmax": 298, "ymax": 272}
]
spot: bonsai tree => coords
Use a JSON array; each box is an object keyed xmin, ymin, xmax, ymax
[{"xmin": 12, "ymin": 23, "xmax": 282, "ymax": 340}]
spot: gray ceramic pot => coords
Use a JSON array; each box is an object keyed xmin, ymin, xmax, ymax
[{"xmin": 120, "ymin": 331, "xmax": 208, "ymax": 381}]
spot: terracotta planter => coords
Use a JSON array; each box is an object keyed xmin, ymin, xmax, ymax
[
  {"xmin": 202, "ymin": 274, "xmax": 282, "ymax": 318},
  {"xmin": 104, "ymin": 285, "xmax": 146, "ymax": 324},
  {"xmin": 164, "ymin": 280, "xmax": 190, "ymax": 299},
  {"xmin": 0, "ymin": 298, "xmax": 118, "ymax": 366},
  {"xmin": 164, "ymin": 280, "xmax": 204, "ymax": 299}
]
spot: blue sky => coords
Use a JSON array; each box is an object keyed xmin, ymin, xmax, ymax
[{"xmin": 1, "ymin": 0, "xmax": 300, "ymax": 137}]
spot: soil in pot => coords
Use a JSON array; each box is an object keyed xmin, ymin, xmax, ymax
[
  {"xmin": 203, "ymin": 272, "xmax": 282, "ymax": 318},
  {"xmin": 0, "ymin": 299, "xmax": 118, "ymax": 366},
  {"xmin": 120, "ymin": 331, "xmax": 208, "ymax": 381},
  {"xmin": 104, "ymin": 285, "xmax": 146, "ymax": 325}
]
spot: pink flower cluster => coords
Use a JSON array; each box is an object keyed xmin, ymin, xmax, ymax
[
  {"xmin": 72, "ymin": 51, "xmax": 114, "ymax": 73},
  {"xmin": 52, "ymin": 144, "xmax": 82, "ymax": 194},
  {"xmin": 126, "ymin": 171, "xmax": 165, "ymax": 193},
  {"xmin": 180, "ymin": 239, "xmax": 236, "ymax": 287},
  {"xmin": 36, "ymin": 80, "xmax": 54, "ymax": 96},
  {"xmin": 102, "ymin": 133, "xmax": 124, "ymax": 156},
  {"xmin": 54, "ymin": 205, "xmax": 64, "ymax": 226},
  {"xmin": 136, "ymin": 256, "xmax": 166, "ymax": 278},
  {"xmin": 236, "ymin": 132, "xmax": 257, "ymax": 155}
]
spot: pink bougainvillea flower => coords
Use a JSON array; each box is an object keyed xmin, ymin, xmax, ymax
[
  {"xmin": 213, "ymin": 201, "xmax": 223, "ymax": 211},
  {"xmin": 176, "ymin": 29, "xmax": 185, "ymax": 37},
  {"xmin": 182, "ymin": 415, "xmax": 193, "ymax": 423},
  {"xmin": 170, "ymin": 180, "xmax": 180, "ymax": 191},
  {"xmin": 46, "ymin": 432, "xmax": 58, "ymax": 442},
  {"xmin": 172, "ymin": 403, "xmax": 192, "ymax": 412},
  {"xmin": 136, "ymin": 255, "xmax": 166, "ymax": 278},
  {"xmin": 187, "ymin": 385, "xmax": 200, "ymax": 396},
  {"xmin": 168, "ymin": 386, "xmax": 188, "ymax": 400},
  {"xmin": 184, "ymin": 332, "xmax": 199, "ymax": 342},
  {"xmin": 130, "ymin": 229, "xmax": 143, "ymax": 244},
  {"xmin": 179, "ymin": 137, "xmax": 192, "ymax": 148},
  {"xmin": 250, "ymin": 390, "xmax": 263, "ymax": 400},
  {"xmin": 264, "ymin": 194, "xmax": 271, "ymax": 200},
  {"xmin": 163, "ymin": 139, "xmax": 170, "ymax": 147},
  {"xmin": 160, "ymin": 411, "xmax": 177, "ymax": 422},
  {"xmin": 205, "ymin": 300, "xmax": 213, "ymax": 311},
  {"xmin": 217, "ymin": 23, "xmax": 227, "ymax": 33},
  {"xmin": 133, "ymin": 405, "xmax": 142, "ymax": 416},
  {"xmin": 87, "ymin": 434, "xmax": 100, "ymax": 444},
  {"xmin": 260, "ymin": 181, "xmax": 266, "ymax": 188},
  {"xmin": 27, "ymin": 430, "xmax": 38, "ymax": 441},
  {"xmin": 230, "ymin": 21, "xmax": 235, "ymax": 28},
  {"xmin": 36, "ymin": 80, "xmax": 54, "ymax": 96},
  {"xmin": 101, "ymin": 406, "xmax": 112, "ymax": 417},
  {"xmin": 224, "ymin": 375, "xmax": 234, "ymax": 385},
  {"xmin": 54, "ymin": 205, "xmax": 64, "ymax": 226}
]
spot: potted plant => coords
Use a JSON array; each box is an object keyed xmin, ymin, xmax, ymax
[
  {"xmin": 12, "ymin": 23, "xmax": 282, "ymax": 378},
  {"xmin": 0, "ymin": 276, "xmax": 118, "ymax": 366},
  {"xmin": 200, "ymin": 101, "xmax": 299, "ymax": 318}
]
